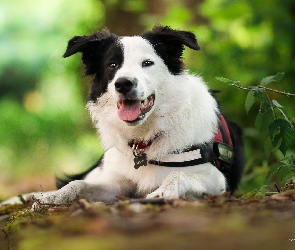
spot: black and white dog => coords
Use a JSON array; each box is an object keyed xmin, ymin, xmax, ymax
[{"xmin": 1, "ymin": 26, "xmax": 245, "ymax": 207}]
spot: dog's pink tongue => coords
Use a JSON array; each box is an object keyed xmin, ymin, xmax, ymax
[{"xmin": 117, "ymin": 100, "xmax": 141, "ymax": 121}]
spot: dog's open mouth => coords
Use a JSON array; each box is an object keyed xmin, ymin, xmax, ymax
[{"xmin": 117, "ymin": 94, "xmax": 155, "ymax": 123}]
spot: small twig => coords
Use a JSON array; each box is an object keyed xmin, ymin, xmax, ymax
[
  {"xmin": 265, "ymin": 192, "xmax": 279, "ymax": 196},
  {"xmin": 230, "ymin": 82, "xmax": 250, "ymax": 91},
  {"xmin": 274, "ymin": 183, "xmax": 281, "ymax": 193},
  {"xmin": 260, "ymin": 86, "xmax": 295, "ymax": 97},
  {"xmin": 230, "ymin": 81, "xmax": 295, "ymax": 97}
]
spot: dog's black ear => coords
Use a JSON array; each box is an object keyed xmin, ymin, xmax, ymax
[
  {"xmin": 142, "ymin": 25, "xmax": 200, "ymax": 74},
  {"xmin": 63, "ymin": 29, "xmax": 115, "ymax": 75},
  {"xmin": 145, "ymin": 25, "xmax": 200, "ymax": 51},
  {"xmin": 63, "ymin": 28, "xmax": 112, "ymax": 58}
]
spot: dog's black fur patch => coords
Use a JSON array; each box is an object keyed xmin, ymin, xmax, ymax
[
  {"xmin": 63, "ymin": 29, "xmax": 124, "ymax": 101},
  {"xmin": 56, "ymin": 157, "xmax": 103, "ymax": 189},
  {"xmin": 142, "ymin": 26, "xmax": 200, "ymax": 74},
  {"xmin": 224, "ymin": 120, "xmax": 245, "ymax": 192}
]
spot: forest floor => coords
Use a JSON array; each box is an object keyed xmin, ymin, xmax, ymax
[{"xmin": 1, "ymin": 189, "xmax": 295, "ymax": 250}]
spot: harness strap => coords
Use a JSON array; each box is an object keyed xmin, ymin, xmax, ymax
[
  {"xmin": 128, "ymin": 114, "xmax": 234, "ymax": 175},
  {"xmin": 149, "ymin": 143, "xmax": 215, "ymax": 167}
]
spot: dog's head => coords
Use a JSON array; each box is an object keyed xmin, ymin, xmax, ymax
[{"xmin": 63, "ymin": 26, "xmax": 200, "ymax": 126}]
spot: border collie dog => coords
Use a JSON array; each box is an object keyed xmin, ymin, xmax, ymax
[{"xmin": 2, "ymin": 26, "xmax": 245, "ymax": 207}]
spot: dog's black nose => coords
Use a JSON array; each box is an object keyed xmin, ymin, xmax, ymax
[{"xmin": 115, "ymin": 78, "xmax": 137, "ymax": 94}]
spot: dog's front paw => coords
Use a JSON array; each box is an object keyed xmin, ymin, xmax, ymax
[
  {"xmin": 31, "ymin": 194, "xmax": 70, "ymax": 211},
  {"xmin": 146, "ymin": 186, "xmax": 179, "ymax": 199},
  {"xmin": 31, "ymin": 195, "xmax": 57, "ymax": 211},
  {"xmin": 31, "ymin": 180, "xmax": 85, "ymax": 211},
  {"xmin": 146, "ymin": 171, "xmax": 188, "ymax": 199},
  {"xmin": 147, "ymin": 168, "xmax": 226, "ymax": 200}
]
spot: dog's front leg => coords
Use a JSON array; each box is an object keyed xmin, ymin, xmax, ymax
[
  {"xmin": 146, "ymin": 164, "xmax": 226, "ymax": 199},
  {"xmin": 32, "ymin": 178, "xmax": 134, "ymax": 210}
]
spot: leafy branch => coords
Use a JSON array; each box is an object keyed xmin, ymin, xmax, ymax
[
  {"xmin": 216, "ymin": 72, "xmax": 295, "ymax": 187},
  {"xmin": 216, "ymin": 73, "xmax": 295, "ymax": 96}
]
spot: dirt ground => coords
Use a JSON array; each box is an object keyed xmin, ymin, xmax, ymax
[{"xmin": 1, "ymin": 189, "xmax": 295, "ymax": 250}]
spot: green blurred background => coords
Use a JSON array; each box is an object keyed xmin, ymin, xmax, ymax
[{"xmin": 0, "ymin": 0, "xmax": 294, "ymax": 197}]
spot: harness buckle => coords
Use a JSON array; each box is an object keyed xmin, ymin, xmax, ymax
[{"xmin": 213, "ymin": 142, "xmax": 234, "ymax": 165}]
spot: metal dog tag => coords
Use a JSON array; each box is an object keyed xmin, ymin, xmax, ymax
[{"xmin": 133, "ymin": 152, "xmax": 148, "ymax": 169}]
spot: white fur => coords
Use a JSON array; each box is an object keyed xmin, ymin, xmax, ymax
[{"xmin": 1, "ymin": 36, "xmax": 226, "ymax": 209}]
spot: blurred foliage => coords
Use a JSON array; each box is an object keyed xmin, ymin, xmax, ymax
[
  {"xmin": 0, "ymin": 0, "xmax": 294, "ymax": 195},
  {"xmin": 0, "ymin": 0, "xmax": 105, "ymax": 188},
  {"xmin": 217, "ymin": 73, "xmax": 295, "ymax": 191}
]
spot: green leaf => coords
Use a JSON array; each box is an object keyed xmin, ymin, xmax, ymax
[
  {"xmin": 277, "ymin": 165, "xmax": 293, "ymax": 181},
  {"xmin": 241, "ymin": 185, "xmax": 267, "ymax": 198},
  {"xmin": 264, "ymin": 165, "xmax": 280, "ymax": 184},
  {"xmin": 255, "ymin": 185, "xmax": 268, "ymax": 197},
  {"xmin": 245, "ymin": 87, "xmax": 265, "ymax": 114},
  {"xmin": 260, "ymin": 72, "xmax": 285, "ymax": 86},
  {"xmin": 277, "ymin": 155, "xmax": 295, "ymax": 181},
  {"xmin": 272, "ymin": 103, "xmax": 293, "ymax": 126},
  {"xmin": 286, "ymin": 108, "xmax": 295, "ymax": 124},
  {"xmin": 245, "ymin": 91, "xmax": 255, "ymax": 113},
  {"xmin": 269, "ymin": 119, "xmax": 295, "ymax": 155},
  {"xmin": 215, "ymin": 77, "xmax": 237, "ymax": 84},
  {"xmin": 254, "ymin": 88, "xmax": 264, "ymax": 101},
  {"xmin": 264, "ymin": 156, "xmax": 295, "ymax": 184},
  {"xmin": 255, "ymin": 101, "xmax": 275, "ymax": 133},
  {"xmin": 264, "ymin": 136, "xmax": 273, "ymax": 156},
  {"xmin": 280, "ymin": 155, "xmax": 295, "ymax": 166},
  {"xmin": 277, "ymin": 107, "xmax": 292, "ymax": 124},
  {"xmin": 241, "ymin": 190, "xmax": 257, "ymax": 199},
  {"xmin": 272, "ymin": 100, "xmax": 283, "ymax": 108}
]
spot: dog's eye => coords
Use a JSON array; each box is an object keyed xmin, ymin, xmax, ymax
[
  {"xmin": 108, "ymin": 62, "xmax": 118, "ymax": 69},
  {"xmin": 142, "ymin": 60, "xmax": 154, "ymax": 68}
]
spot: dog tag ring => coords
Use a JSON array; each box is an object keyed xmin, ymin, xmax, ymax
[{"xmin": 132, "ymin": 145, "xmax": 148, "ymax": 169}]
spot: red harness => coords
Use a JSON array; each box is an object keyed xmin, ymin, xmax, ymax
[
  {"xmin": 213, "ymin": 115, "xmax": 233, "ymax": 170},
  {"xmin": 214, "ymin": 115, "xmax": 232, "ymax": 146}
]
